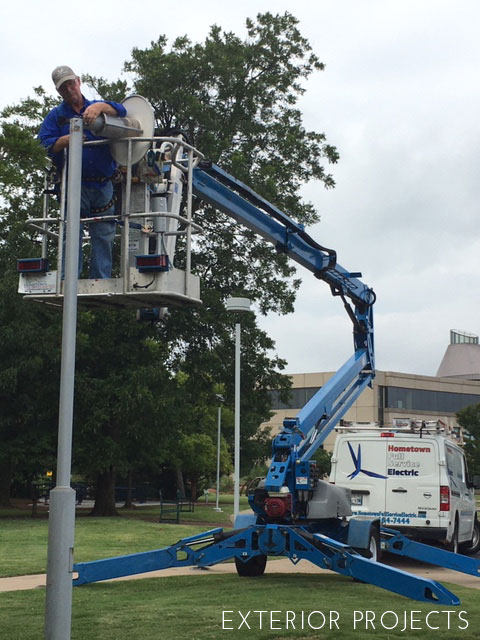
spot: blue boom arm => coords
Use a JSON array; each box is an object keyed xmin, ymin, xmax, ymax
[{"xmin": 192, "ymin": 163, "xmax": 375, "ymax": 504}]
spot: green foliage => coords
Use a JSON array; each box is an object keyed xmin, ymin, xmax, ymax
[
  {"xmin": 219, "ymin": 475, "xmax": 234, "ymax": 492},
  {"xmin": 108, "ymin": 13, "xmax": 335, "ymax": 484},
  {"xmin": 0, "ymin": 12, "xmax": 337, "ymax": 512},
  {"xmin": 73, "ymin": 309, "xmax": 173, "ymax": 478},
  {"xmin": 81, "ymin": 74, "xmax": 129, "ymax": 104},
  {"xmin": 126, "ymin": 13, "xmax": 337, "ymax": 190},
  {"xmin": 240, "ymin": 462, "xmax": 269, "ymax": 495},
  {"xmin": 457, "ymin": 403, "xmax": 480, "ymax": 476},
  {"xmin": 312, "ymin": 447, "xmax": 333, "ymax": 477},
  {"xmin": 176, "ymin": 432, "xmax": 217, "ymax": 498},
  {"xmin": 155, "ymin": 303, "xmax": 286, "ymax": 476},
  {"xmin": 122, "ymin": 11, "xmax": 338, "ymax": 316},
  {"xmin": 0, "ymin": 88, "xmax": 63, "ymax": 504}
]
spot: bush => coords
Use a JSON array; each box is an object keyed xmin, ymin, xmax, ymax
[{"xmin": 219, "ymin": 476, "xmax": 234, "ymax": 492}]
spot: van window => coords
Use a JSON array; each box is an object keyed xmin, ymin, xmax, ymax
[{"xmin": 445, "ymin": 446, "xmax": 465, "ymax": 484}]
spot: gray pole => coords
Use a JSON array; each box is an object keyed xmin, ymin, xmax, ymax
[
  {"xmin": 233, "ymin": 322, "xmax": 241, "ymax": 521},
  {"xmin": 225, "ymin": 298, "xmax": 251, "ymax": 522},
  {"xmin": 45, "ymin": 118, "xmax": 83, "ymax": 640},
  {"xmin": 214, "ymin": 405, "xmax": 222, "ymax": 512}
]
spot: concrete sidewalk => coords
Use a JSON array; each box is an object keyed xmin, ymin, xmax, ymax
[{"xmin": 2, "ymin": 556, "xmax": 479, "ymax": 594}]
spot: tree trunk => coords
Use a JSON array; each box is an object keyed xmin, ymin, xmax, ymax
[
  {"xmin": 190, "ymin": 477, "xmax": 198, "ymax": 502},
  {"xmin": 0, "ymin": 457, "xmax": 13, "ymax": 507},
  {"xmin": 90, "ymin": 466, "xmax": 118, "ymax": 516},
  {"xmin": 175, "ymin": 467, "xmax": 185, "ymax": 498},
  {"xmin": 123, "ymin": 470, "xmax": 133, "ymax": 509}
]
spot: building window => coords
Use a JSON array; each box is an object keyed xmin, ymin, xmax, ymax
[
  {"xmin": 384, "ymin": 386, "xmax": 480, "ymax": 413},
  {"xmin": 450, "ymin": 330, "xmax": 478, "ymax": 345},
  {"xmin": 269, "ymin": 387, "xmax": 321, "ymax": 410}
]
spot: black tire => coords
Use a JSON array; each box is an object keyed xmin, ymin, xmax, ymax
[
  {"xmin": 447, "ymin": 522, "xmax": 459, "ymax": 554},
  {"xmin": 235, "ymin": 554, "xmax": 267, "ymax": 577},
  {"xmin": 352, "ymin": 527, "xmax": 382, "ymax": 583},
  {"xmin": 355, "ymin": 527, "xmax": 382, "ymax": 562},
  {"xmin": 460, "ymin": 519, "xmax": 480, "ymax": 556}
]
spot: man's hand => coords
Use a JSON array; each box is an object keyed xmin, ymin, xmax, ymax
[
  {"xmin": 51, "ymin": 133, "xmax": 88, "ymax": 153},
  {"xmin": 83, "ymin": 102, "xmax": 116, "ymax": 125},
  {"xmin": 51, "ymin": 134, "xmax": 70, "ymax": 153}
]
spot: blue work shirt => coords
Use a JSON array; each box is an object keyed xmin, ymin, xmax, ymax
[{"xmin": 38, "ymin": 96, "xmax": 127, "ymax": 184}]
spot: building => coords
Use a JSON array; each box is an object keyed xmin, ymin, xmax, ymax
[
  {"xmin": 437, "ymin": 330, "xmax": 480, "ymax": 381},
  {"xmin": 266, "ymin": 369, "xmax": 480, "ymax": 452}
]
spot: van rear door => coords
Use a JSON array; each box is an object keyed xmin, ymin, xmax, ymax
[
  {"xmin": 385, "ymin": 436, "xmax": 440, "ymax": 528},
  {"xmin": 333, "ymin": 436, "xmax": 387, "ymax": 518},
  {"xmin": 445, "ymin": 443, "xmax": 474, "ymax": 541}
]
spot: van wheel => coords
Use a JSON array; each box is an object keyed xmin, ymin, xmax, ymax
[
  {"xmin": 235, "ymin": 554, "xmax": 267, "ymax": 577},
  {"xmin": 460, "ymin": 519, "xmax": 480, "ymax": 556},
  {"xmin": 356, "ymin": 528, "xmax": 382, "ymax": 562},
  {"xmin": 447, "ymin": 522, "xmax": 459, "ymax": 554},
  {"xmin": 352, "ymin": 528, "xmax": 382, "ymax": 583}
]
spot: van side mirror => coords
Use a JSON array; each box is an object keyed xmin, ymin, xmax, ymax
[{"xmin": 473, "ymin": 475, "xmax": 480, "ymax": 490}]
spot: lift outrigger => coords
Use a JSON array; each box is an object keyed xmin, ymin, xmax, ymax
[
  {"xmin": 72, "ymin": 523, "xmax": 480, "ymax": 605},
  {"xmin": 19, "ymin": 98, "xmax": 480, "ymax": 605}
]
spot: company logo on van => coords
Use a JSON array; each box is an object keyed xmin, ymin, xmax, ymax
[
  {"xmin": 388, "ymin": 445, "xmax": 431, "ymax": 453},
  {"xmin": 347, "ymin": 442, "xmax": 387, "ymax": 480}
]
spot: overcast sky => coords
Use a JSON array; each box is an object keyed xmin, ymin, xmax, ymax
[{"xmin": 2, "ymin": 0, "xmax": 479, "ymax": 377}]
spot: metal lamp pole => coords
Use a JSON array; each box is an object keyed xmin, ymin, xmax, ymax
[
  {"xmin": 42, "ymin": 113, "xmax": 145, "ymax": 639},
  {"xmin": 225, "ymin": 297, "xmax": 251, "ymax": 522},
  {"xmin": 213, "ymin": 396, "xmax": 223, "ymax": 512},
  {"xmin": 44, "ymin": 118, "xmax": 83, "ymax": 640}
]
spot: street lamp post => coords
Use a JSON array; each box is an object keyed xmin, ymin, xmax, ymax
[
  {"xmin": 225, "ymin": 297, "xmax": 251, "ymax": 522},
  {"xmin": 214, "ymin": 396, "xmax": 223, "ymax": 512},
  {"xmin": 45, "ymin": 118, "xmax": 83, "ymax": 640}
]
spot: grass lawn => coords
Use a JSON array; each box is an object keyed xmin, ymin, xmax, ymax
[
  {"xmin": 1, "ymin": 573, "xmax": 478, "ymax": 639},
  {"xmin": 0, "ymin": 517, "xmax": 215, "ymax": 578},
  {"xmin": 0, "ymin": 496, "xmax": 250, "ymax": 578},
  {"xmin": 2, "ymin": 497, "xmax": 479, "ymax": 638}
]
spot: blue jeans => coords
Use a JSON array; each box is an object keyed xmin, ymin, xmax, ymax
[{"xmin": 80, "ymin": 182, "xmax": 116, "ymax": 279}]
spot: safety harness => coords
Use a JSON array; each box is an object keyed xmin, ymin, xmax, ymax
[{"xmin": 81, "ymin": 177, "xmax": 116, "ymax": 214}]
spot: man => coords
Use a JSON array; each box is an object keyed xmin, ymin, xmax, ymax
[{"xmin": 38, "ymin": 66, "xmax": 127, "ymax": 279}]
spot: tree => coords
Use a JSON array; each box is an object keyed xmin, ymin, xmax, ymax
[
  {"xmin": 73, "ymin": 308, "xmax": 176, "ymax": 516},
  {"xmin": 90, "ymin": 12, "xmax": 337, "ymax": 495},
  {"xmin": 0, "ymin": 89, "xmax": 63, "ymax": 506},
  {"xmin": 175, "ymin": 432, "xmax": 230, "ymax": 500},
  {"xmin": 0, "ymin": 90, "xmax": 178, "ymax": 515},
  {"xmin": 155, "ymin": 373, "xmax": 231, "ymax": 500},
  {"xmin": 457, "ymin": 404, "xmax": 480, "ymax": 477},
  {"xmin": 312, "ymin": 448, "xmax": 332, "ymax": 478},
  {"xmin": 1, "ymin": 13, "xmax": 337, "ymax": 514},
  {"xmin": 120, "ymin": 12, "xmax": 338, "ymax": 314}
]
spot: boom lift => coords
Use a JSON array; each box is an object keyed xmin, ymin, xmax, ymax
[
  {"xmin": 19, "ymin": 101, "xmax": 480, "ymax": 604},
  {"xmin": 18, "ymin": 95, "xmax": 202, "ymax": 311}
]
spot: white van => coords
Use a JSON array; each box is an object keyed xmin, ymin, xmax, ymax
[{"xmin": 329, "ymin": 421, "xmax": 479, "ymax": 554}]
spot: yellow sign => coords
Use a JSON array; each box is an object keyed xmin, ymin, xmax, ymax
[{"xmin": 46, "ymin": 471, "xmax": 53, "ymax": 478}]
